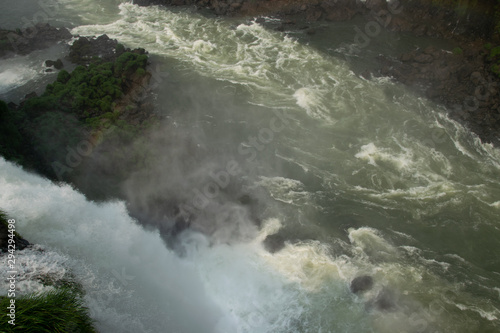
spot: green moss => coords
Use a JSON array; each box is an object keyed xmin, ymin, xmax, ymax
[
  {"xmin": 452, "ymin": 46, "xmax": 463, "ymax": 55},
  {"xmin": 0, "ymin": 101, "xmax": 27, "ymax": 164}
]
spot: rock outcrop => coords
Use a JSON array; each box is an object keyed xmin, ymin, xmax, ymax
[
  {"xmin": 378, "ymin": 42, "xmax": 500, "ymax": 145},
  {"xmin": 0, "ymin": 23, "xmax": 72, "ymax": 58}
]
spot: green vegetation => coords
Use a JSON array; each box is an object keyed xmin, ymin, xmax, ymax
[
  {"xmin": 0, "ymin": 49, "xmax": 150, "ymax": 179},
  {"xmin": 0, "ymin": 288, "xmax": 96, "ymax": 333},
  {"xmin": 452, "ymin": 46, "xmax": 463, "ymax": 55},
  {"xmin": 488, "ymin": 45, "xmax": 500, "ymax": 78},
  {"xmin": 0, "ymin": 101, "xmax": 26, "ymax": 164},
  {"xmin": 23, "ymin": 52, "xmax": 148, "ymax": 118}
]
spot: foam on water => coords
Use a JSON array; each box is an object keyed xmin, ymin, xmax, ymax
[
  {"xmin": 2, "ymin": 158, "xmax": 474, "ymax": 333},
  {"xmin": 0, "ymin": 158, "xmax": 374, "ymax": 332},
  {"xmin": 2, "ymin": 1, "xmax": 500, "ymax": 331},
  {"xmin": 253, "ymin": 176, "xmax": 311, "ymax": 205},
  {"xmin": 69, "ymin": 3, "xmax": 362, "ymax": 122},
  {"xmin": 0, "ymin": 63, "xmax": 38, "ymax": 94}
]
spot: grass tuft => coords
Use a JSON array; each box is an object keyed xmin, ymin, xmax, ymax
[{"xmin": 0, "ymin": 288, "xmax": 97, "ymax": 333}]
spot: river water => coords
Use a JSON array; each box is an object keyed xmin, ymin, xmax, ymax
[{"xmin": 1, "ymin": 1, "xmax": 500, "ymax": 332}]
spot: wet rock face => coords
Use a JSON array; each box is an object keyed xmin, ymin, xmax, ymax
[
  {"xmin": 133, "ymin": 0, "xmax": 366, "ymax": 21},
  {"xmin": 373, "ymin": 289, "xmax": 396, "ymax": 311},
  {"xmin": 45, "ymin": 59, "xmax": 64, "ymax": 70},
  {"xmin": 378, "ymin": 42, "xmax": 500, "ymax": 146},
  {"xmin": 350, "ymin": 275, "xmax": 374, "ymax": 294},
  {"xmin": 69, "ymin": 34, "xmax": 120, "ymax": 65},
  {"xmin": 0, "ymin": 23, "xmax": 72, "ymax": 58}
]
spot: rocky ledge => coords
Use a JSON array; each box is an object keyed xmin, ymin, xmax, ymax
[
  {"xmin": 0, "ymin": 23, "xmax": 72, "ymax": 58},
  {"xmin": 0, "ymin": 219, "xmax": 30, "ymax": 253}
]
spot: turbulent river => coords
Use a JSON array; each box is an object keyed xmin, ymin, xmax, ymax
[{"xmin": 1, "ymin": 1, "xmax": 500, "ymax": 332}]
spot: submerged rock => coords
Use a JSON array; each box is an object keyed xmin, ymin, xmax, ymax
[
  {"xmin": 350, "ymin": 275, "xmax": 374, "ymax": 294},
  {"xmin": 262, "ymin": 233, "xmax": 286, "ymax": 253},
  {"xmin": 373, "ymin": 288, "xmax": 397, "ymax": 311}
]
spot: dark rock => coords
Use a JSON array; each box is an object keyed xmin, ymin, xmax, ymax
[
  {"xmin": 414, "ymin": 25, "xmax": 427, "ymax": 37},
  {"xmin": 306, "ymin": 9, "xmax": 321, "ymax": 22},
  {"xmin": 0, "ymin": 221, "xmax": 30, "ymax": 253},
  {"xmin": 365, "ymin": 0, "xmax": 386, "ymax": 12},
  {"xmin": 435, "ymin": 67, "xmax": 451, "ymax": 81},
  {"xmin": 306, "ymin": 28, "xmax": 317, "ymax": 36},
  {"xmin": 69, "ymin": 34, "xmax": 129, "ymax": 65},
  {"xmin": 45, "ymin": 58, "xmax": 64, "ymax": 69},
  {"xmin": 170, "ymin": 216, "xmax": 191, "ymax": 238},
  {"xmin": 400, "ymin": 53, "xmax": 413, "ymax": 62},
  {"xmin": 374, "ymin": 289, "xmax": 396, "ymax": 311},
  {"xmin": 238, "ymin": 194, "xmax": 252, "ymax": 205},
  {"xmin": 54, "ymin": 59, "xmax": 64, "ymax": 69},
  {"xmin": 414, "ymin": 54, "xmax": 433, "ymax": 63},
  {"xmin": 470, "ymin": 71, "xmax": 484, "ymax": 85},
  {"xmin": 360, "ymin": 70, "xmax": 372, "ymax": 80},
  {"xmin": 263, "ymin": 233, "xmax": 286, "ymax": 253},
  {"xmin": 24, "ymin": 92, "xmax": 37, "ymax": 100},
  {"xmin": 0, "ymin": 24, "xmax": 72, "ymax": 57},
  {"xmin": 350, "ymin": 275, "xmax": 374, "ymax": 294}
]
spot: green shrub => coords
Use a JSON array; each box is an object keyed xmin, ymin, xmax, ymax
[
  {"xmin": 116, "ymin": 43, "xmax": 125, "ymax": 54},
  {"xmin": 56, "ymin": 70, "xmax": 70, "ymax": 84},
  {"xmin": 135, "ymin": 68, "xmax": 146, "ymax": 76}
]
